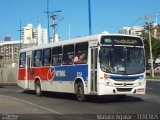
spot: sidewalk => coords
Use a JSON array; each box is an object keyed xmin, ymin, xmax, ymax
[{"xmin": 146, "ymin": 79, "xmax": 160, "ymax": 81}]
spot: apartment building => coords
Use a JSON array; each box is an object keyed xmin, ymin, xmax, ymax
[
  {"xmin": 119, "ymin": 26, "xmax": 144, "ymax": 37},
  {"xmin": 22, "ymin": 23, "xmax": 48, "ymax": 45},
  {"xmin": 0, "ymin": 41, "xmax": 20, "ymax": 68}
]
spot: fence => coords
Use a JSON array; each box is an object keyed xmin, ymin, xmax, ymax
[
  {"xmin": 0, "ymin": 67, "xmax": 18, "ymax": 84},
  {"xmin": 154, "ymin": 70, "xmax": 160, "ymax": 76}
]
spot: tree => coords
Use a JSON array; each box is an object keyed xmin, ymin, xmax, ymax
[
  {"xmin": 156, "ymin": 25, "xmax": 160, "ymax": 38},
  {"xmin": 141, "ymin": 23, "xmax": 160, "ymax": 62}
]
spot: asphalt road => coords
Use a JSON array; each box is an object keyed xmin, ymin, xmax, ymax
[{"xmin": 0, "ymin": 80, "xmax": 160, "ymax": 120}]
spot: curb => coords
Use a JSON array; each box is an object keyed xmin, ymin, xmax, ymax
[
  {"xmin": 0, "ymin": 83, "xmax": 17, "ymax": 86},
  {"xmin": 146, "ymin": 79, "xmax": 160, "ymax": 81}
]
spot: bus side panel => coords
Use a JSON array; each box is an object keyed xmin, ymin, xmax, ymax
[
  {"xmin": 18, "ymin": 68, "xmax": 26, "ymax": 89},
  {"xmin": 46, "ymin": 65, "xmax": 88, "ymax": 93},
  {"xmin": 28, "ymin": 67, "xmax": 51, "ymax": 81},
  {"xmin": 27, "ymin": 67, "xmax": 51, "ymax": 90},
  {"xmin": 53, "ymin": 65, "xmax": 88, "ymax": 81},
  {"xmin": 24, "ymin": 65, "xmax": 88, "ymax": 93},
  {"xmin": 18, "ymin": 68, "xmax": 26, "ymax": 80}
]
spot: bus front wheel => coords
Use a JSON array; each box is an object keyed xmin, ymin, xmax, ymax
[
  {"xmin": 76, "ymin": 82, "xmax": 86, "ymax": 102},
  {"xmin": 35, "ymin": 80, "xmax": 42, "ymax": 96}
]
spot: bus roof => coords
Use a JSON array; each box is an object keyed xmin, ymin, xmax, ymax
[{"xmin": 19, "ymin": 33, "xmax": 141, "ymax": 53}]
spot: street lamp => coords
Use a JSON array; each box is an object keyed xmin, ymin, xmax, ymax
[
  {"xmin": 88, "ymin": 0, "xmax": 92, "ymax": 35},
  {"xmin": 68, "ymin": 24, "xmax": 72, "ymax": 39},
  {"xmin": 18, "ymin": 21, "xmax": 22, "ymax": 49}
]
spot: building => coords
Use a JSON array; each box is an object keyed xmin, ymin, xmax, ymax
[
  {"xmin": 119, "ymin": 27, "xmax": 131, "ymax": 35},
  {"xmin": 22, "ymin": 23, "xmax": 48, "ymax": 45},
  {"xmin": 35, "ymin": 23, "xmax": 48, "ymax": 45},
  {"xmin": 22, "ymin": 24, "xmax": 35, "ymax": 44},
  {"xmin": 0, "ymin": 40, "xmax": 20, "ymax": 68},
  {"xmin": 119, "ymin": 26, "xmax": 144, "ymax": 37},
  {"xmin": 0, "ymin": 23, "xmax": 48, "ymax": 68},
  {"xmin": 4, "ymin": 35, "xmax": 11, "ymax": 41}
]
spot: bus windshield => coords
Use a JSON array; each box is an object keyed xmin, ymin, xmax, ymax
[{"xmin": 100, "ymin": 46, "xmax": 145, "ymax": 75}]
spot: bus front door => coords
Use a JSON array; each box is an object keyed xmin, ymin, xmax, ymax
[
  {"xmin": 25, "ymin": 55, "xmax": 31, "ymax": 89},
  {"xmin": 90, "ymin": 47, "xmax": 98, "ymax": 93}
]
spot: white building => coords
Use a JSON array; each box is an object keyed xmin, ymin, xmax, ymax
[
  {"xmin": 0, "ymin": 40, "xmax": 20, "ymax": 68},
  {"xmin": 119, "ymin": 27, "xmax": 131, "ymax": 35},
  {"xmin": 22, "ymin": 23, "xmax": 48, "ymax": 45},
  {"xmin": 22, "ymin": 24, "xmax": 35, "ymax": 44},
  {"xmin": 35, "ymin": 23, "xmax": 48, "ymax": 45},
  {"xmin": 119, "ymin": 26, "xmax": 144, "ymax": 37}
]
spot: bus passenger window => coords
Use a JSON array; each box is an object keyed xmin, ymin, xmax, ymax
[
  {"xmin": 19, "ymin": 52, "xmax": 26, "ymax": 68},
  {"xmin": 63, "ymin": 45, "xmax": 74, "ymax": 65},
  {"xmin": 33, "ymin": 50, "xmax": 42, "ymax": 67},
  {"xmin": 43, "ymin": 48, "xmax": 51, "ymax": 66},
  {"xmin": 74, "ymin": 42, "xmax": 88, "ymax": 64},
  {"xmin": 52, "ymin": 47, "xmax": 62, "ymax": 66}
]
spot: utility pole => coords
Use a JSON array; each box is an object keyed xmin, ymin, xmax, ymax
[
  {"xmin": 44, "ymin": 0, "xmax": 62, "ymax": 43},
  {"xmin": 50, "ymin": 14, "xmax": 57, "ymax": 43},
  {"xmin": 141, "ymin": 16, "xmax": 154, "ymax": 77},
  {"xmin": 50, "ymin": 10, "xmax": 62, "ymax": 43},
  {"xmin": 45, "ymin": 0, "xmax": 50, "ymax": 44}
]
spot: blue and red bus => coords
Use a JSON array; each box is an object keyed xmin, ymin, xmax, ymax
[{"xmin": 18, "ymin": 33, "xmax": 146, "ymax": 101}]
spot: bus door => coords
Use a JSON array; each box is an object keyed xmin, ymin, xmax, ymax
[
  {"xmin": 89, "ymin": 41, "xmax": 98, "ymax": 93},
  {"xmin": 25, "ymin": 52, "xmax": 31, "ymax": 89}
]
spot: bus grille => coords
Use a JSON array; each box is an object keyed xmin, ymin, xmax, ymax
[
  {"xmin": 113, "ymin": 79, "xmax": 137, "ymax": 81},
  {"xmin": 114, "ymin": 83, "xmax": 134, "ymax": 86},
  {"xmin": 116, "ymin": 88, "xmax": 132, "ymax": 92}
]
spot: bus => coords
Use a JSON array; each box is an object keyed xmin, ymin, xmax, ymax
[{"xmin": 18, "ymin": 33, "xmax": 146, "ymax": 102}]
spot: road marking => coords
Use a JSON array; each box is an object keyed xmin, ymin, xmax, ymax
[
  {"xmin": 0, "ymin": 94, "xmax": 62, "ymax": 114},
  {"xmin": 0, "ymin": 88, "xmax": 23, "ymax": 92}
]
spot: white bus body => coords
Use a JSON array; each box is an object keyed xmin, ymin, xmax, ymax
[{"xmin": 18, "ymin": 33, "xmax": 146, "ymax": 101}]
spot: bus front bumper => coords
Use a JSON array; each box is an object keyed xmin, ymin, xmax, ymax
[{"xmin": 97, "ymin": 83, "xmax": 146, "ymax": 96}]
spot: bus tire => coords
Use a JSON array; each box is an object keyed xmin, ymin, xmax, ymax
[
  {"xmin": 35, "ymin": 80, "xmax": 42, "ymax": 96},
  {"xmin": 76, "ymin": 82, "xmax": 86, "ymax": 102}
]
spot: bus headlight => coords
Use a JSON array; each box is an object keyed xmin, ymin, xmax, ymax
[
  {"xmin": 106, "ymin": 80, "xmax": 113, "ymax": 86},
  {"xmin": 137, "ymin": 79, "xmax": 145, "ymax": 86}
]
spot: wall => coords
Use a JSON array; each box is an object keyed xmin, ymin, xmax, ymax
[{"xmin": 0, "ymin": 68, "xmax": 18, "ymax": 84}]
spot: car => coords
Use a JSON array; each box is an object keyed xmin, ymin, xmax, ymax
[{"xmin": 154, "ymin": 66, "xmax": 160, "ymax": 71}]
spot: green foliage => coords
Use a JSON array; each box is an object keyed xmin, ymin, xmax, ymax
[{"xmin": 141, "ymin": 24, "xmax": 160, "ymax": 61}]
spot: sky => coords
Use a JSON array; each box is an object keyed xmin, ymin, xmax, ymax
[{"xmin": 0, "ymin": 0, "xmax": 160, "ymax": 41}]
